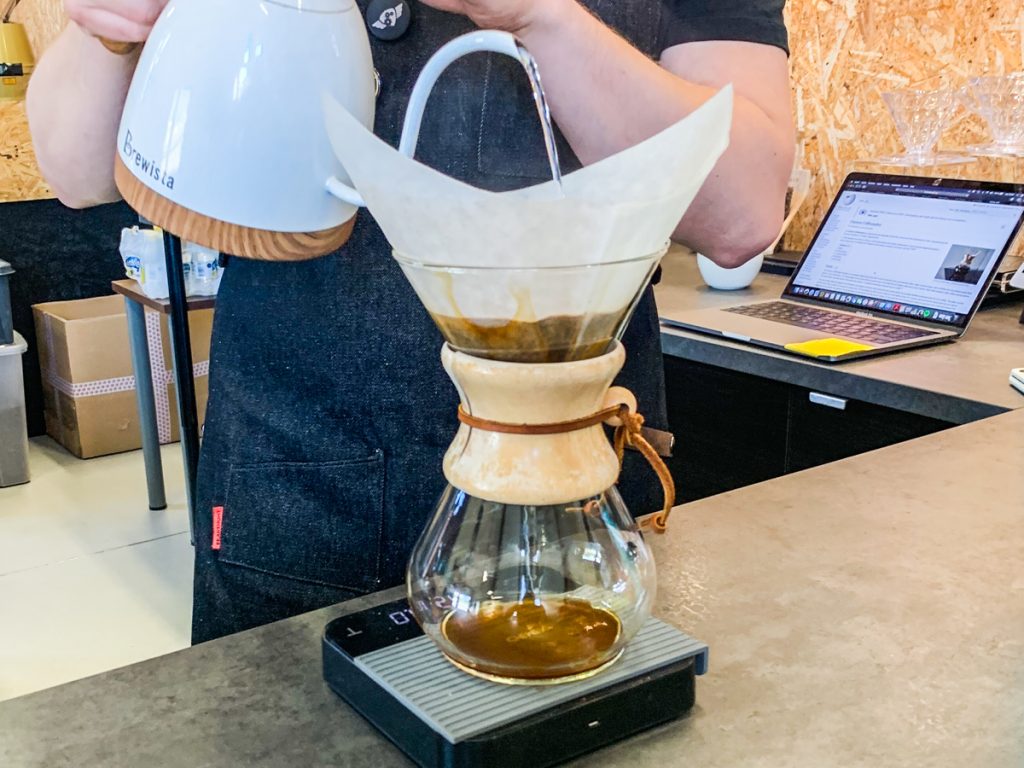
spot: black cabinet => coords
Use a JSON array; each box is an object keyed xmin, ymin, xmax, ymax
[
  {"xmin": 664, "ymin": 356, "xmax": 789, "ymax": 502},
  {"xmin": 663, "ymin": 357, "xmax": 955, "ymax": 502},
  {"xmin": 786, "ymin": 389, "xmax": 950, "ymax": 473}
]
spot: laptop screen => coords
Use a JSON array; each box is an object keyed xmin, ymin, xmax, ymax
[{"xmin": 784, "ymin": 174, "xmax": 1024, "ymax": 328}]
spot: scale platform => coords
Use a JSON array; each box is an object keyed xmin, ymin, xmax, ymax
[{"xmin": 323, "ymin": 599, "xmax": 708, "ymax": 768}]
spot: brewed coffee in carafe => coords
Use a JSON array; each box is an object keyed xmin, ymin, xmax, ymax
[
  {"xmin": 443, "ymin": 599, "xmax": 622, "ymax": 680},
  {"xmin": 409, "ymin": 469, "xmax": 655, "ymax": 684}
]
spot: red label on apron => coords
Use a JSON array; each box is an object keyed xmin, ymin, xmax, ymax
[{"xmin": 212, "ymin": 506, "xmax": 224, "ymax": 551}]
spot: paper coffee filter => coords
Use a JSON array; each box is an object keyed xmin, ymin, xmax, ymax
[{"xmin": 323, "ymin": 85, "xmax": 734, "ymax": 274}]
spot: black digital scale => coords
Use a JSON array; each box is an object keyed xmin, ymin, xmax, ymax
[{"xmin": 323, "ymin": 599, "xmax": 708, "ymax": 768}]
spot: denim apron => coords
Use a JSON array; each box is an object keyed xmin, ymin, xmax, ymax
[{"xmin": 192, "ymin": 0, "xmax": 669, "ymax": 643}]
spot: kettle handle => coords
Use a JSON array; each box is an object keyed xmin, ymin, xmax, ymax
[
  {"xmin": 401, "ymin": 31, "xmax": 528, "ymax": 156},
  {"xmin": 401, "ymin": 29, "xmax": 561, "ymax": 183},
  {"xmin": 326, "ymin": 30, "xmax": 559, "ymax": 208}
]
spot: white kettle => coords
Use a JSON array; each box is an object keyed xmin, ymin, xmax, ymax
[{"xmin": 114, "ymin": 0, "xmax": 376, "ymax": 261}]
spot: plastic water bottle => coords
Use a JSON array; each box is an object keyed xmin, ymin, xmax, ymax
[{"xmin": 185, "ymin": 244, "xmax": 222, "ymax": 297}]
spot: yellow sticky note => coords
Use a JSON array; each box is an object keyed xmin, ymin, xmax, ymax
[{"xmin": 785, "ymin": 338, "xmax": 875, "ymax": 359}]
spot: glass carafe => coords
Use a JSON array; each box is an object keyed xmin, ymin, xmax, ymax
[
  {"xmin": 407, "ymin": 342, "xmax": 657, "ymax": 684},
  {"xmin": 407, "ymin": 486, "xmax": 655, "ymax": 684}
]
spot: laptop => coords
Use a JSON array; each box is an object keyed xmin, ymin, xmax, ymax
[{"xmin": 665, "ymin": 173, "xmax": 1024, "ymax": 362}]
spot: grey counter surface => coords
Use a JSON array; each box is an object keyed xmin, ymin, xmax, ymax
[
  {"xmin": 3, "ymin": 408, "xmax": 1023, "ymax": 767},
  {"xmin": 655, "ymin": 249, "xmax": 1024, "ymax": 423}
]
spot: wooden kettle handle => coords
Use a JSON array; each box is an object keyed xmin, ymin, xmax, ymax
[{"xmin": 98, "ymin": 37, "xmax": 140, "ymax": 55}]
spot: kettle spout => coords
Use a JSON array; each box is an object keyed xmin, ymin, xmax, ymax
[
  {"xmin": 325, "ymin": 176, "xmax": 366, "ymax": 207},
  {"xmin": 322, "ymin": 92, "xmax": 372, "ymax": 207}
]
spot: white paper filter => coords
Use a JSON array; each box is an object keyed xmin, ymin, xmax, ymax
[{"xmin": 324, "ymin": 87, "xmax": 733, "ymax": 321}]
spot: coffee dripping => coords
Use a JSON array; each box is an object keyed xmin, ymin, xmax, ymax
[
  {"xmin": 398, "ymin": 253, "xmax": 663, "ymax": 365},
  {"xmin": 429, "ymin": 314, "xmax": 618, "ymax": 363},
  {"xmin": 323, "ymin": 31, "xmax": 733, "ymax": 683}
]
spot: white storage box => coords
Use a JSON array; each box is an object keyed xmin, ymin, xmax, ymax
[{"xmin": 0, "ymin": 331, "xmax": 29, "ymax": 487}]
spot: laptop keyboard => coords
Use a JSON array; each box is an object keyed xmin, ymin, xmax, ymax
[{"xmin": 724, "ymin": 302, "xmax": 940, "ymax": 345}]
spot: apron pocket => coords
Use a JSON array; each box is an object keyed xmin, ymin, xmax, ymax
[{"xmin": 218, "ymin": 452, "xmax": 386, "ymax": 593}]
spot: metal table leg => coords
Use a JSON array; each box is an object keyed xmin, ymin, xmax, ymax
[
  {"xmin": 124, "ymin": 297, "xmax": 167, "ymax": 511},
  {"xmin": 164, "ymin": 232, "xmax": 200, "ymax": 545}
]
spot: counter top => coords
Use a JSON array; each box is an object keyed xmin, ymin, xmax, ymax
[
  {"xmin": 4, "ymin": 407, "xmax": 1022, "ymax": 767},
  {"xmin": 655, "ymin": 249, "xmax": 1024, "ymax": 423}
]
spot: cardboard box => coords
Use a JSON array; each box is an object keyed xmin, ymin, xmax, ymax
[{"xmin": 32, "ymin": 295, "xmax": 212, "ymax": 459}]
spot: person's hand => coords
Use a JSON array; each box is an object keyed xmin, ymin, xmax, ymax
[
  {"xmin": 419, "ymin": 0, "xmax": 569, "ymax": 37},
  {"xmin": 65, "ymin": 0, "xmax": 169, "ymax": 44}
]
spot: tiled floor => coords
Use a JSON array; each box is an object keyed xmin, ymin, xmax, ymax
[{"xmin": 0, "ymin": 437, "xmax": 194, "ymax": 702}]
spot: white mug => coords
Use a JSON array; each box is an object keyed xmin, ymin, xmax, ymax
[{"xmin": 696, "ymin": 253, "xmax": 764, "ymax": 291}]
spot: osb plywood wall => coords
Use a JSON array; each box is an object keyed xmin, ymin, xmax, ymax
[
  {"xmin": 783, "ymin": 0, "xmax": 1024, "ymax": 249},
  {"xmin": 0, "ymin": 0, "xmax": 64, "ymax": 202},
  {"xmin": 2, "ymin": 0, "xmax": 1023, "ymax": 249}
]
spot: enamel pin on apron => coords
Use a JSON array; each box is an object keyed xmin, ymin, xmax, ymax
[{"xmin": 367, "ymin": 0, "xmax": 412, "ymax": 41}]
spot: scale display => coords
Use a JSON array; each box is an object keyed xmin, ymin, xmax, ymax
[{"xmin": 329, "ymin": 599, "xmax": 429, "ymax": 657}]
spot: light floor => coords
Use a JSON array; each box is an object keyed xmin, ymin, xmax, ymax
[{"xmin": 0, "ymin": 437, "xmax": 194, "ymax": 702}]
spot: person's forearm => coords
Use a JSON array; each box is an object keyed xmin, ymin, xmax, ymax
[
  {"xmin": 27, "ymin": 24, "xmax": 138, "ymax": 208},
  {"xmin": 517, "ymin": 1, "xmax": 793, "ymax": 265}
]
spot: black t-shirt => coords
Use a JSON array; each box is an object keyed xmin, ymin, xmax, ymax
[{"xmin": 658, "ymin": 0, "xmax": 789, "ymax": 55}]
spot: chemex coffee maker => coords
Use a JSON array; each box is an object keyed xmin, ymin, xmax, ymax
[{"xmin": 317, "ymin": 31, "xmax": 733, "ymax": 768}]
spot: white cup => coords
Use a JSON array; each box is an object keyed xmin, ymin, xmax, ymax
[{"xmin": 696, "ymin": 253, "xmax": 764, "ymax": 291}]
